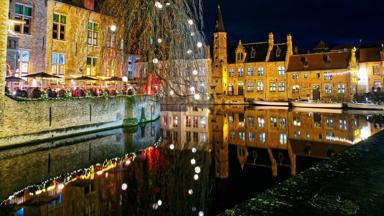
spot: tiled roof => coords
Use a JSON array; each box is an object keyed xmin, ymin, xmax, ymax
[
  {"xmin": 228, "ymin": 42, "xmax": 269, "ymax": 64},
  {"xmin": 358, "ymin": 47, "xmax": 382, "ymax": 62},
  {"xmin": 269, "ymin": 44, "xmax": 287, "ymax": 62},
  {"xmin": 287, "ymin": 51, "xmax": 351, "ymax": 72}
]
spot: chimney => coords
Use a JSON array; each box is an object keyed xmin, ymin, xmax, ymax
[
  {"xmin": 268, "ymin": 32, "xmax": 274, "ymax": 47},
  {"xmin": 83, "ymin": 0, "xmax": 95, "ymax": 11}
]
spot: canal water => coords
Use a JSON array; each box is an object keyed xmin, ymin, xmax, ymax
[{"xmin": 0, "ymin": 105, "xmax": 383, "ymax": 216}]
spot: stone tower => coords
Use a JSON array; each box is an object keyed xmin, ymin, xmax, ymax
[{"xmin": 211, "ymin": 3, "xmax": 227, "ymax": 96}]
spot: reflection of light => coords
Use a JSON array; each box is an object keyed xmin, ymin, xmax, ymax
[
  {"xmin": 57, "ymin": 183, "xmax": 65, "ymax": 191},
  {"xmin": 191, "ymin": 158, "xmax": 196, "ymax": 165},
  {"xmin": 198, "ymin": 211, "xmax": 204, "ymax": 216},
  {"xmin": 192, "ymin": 148, "xmax": 197, "ymax": 153},
  {"xmin": 125, "ymin": 159, "xmax": 131, "ymax": 165},
  {"xmin": 193, "ymin": 174, "xmax": 199, "ymax": 180},
  {"xmin": 188, "ymin": 189, "xmax": 193, "ymax": 195},
  {"xmin": 96, "ymin": 170, "xmax": 103, "ymax": 176},
  {"xmin": 157, "ymin": 200, "xmax": 162, "ymax": 206},
  {"xmin": 194, "ymin": 166, "xmax": 201, "ymax": 174},
  {"xmin": 121, "ymin": 183, "xmax": 128, "ymax": 191},
  {"xmin": 360, "ymin": 126, "xmax": 371, "ymax": 141},
  {"xmin": 170, "ymin": 144, "xmax": 175, "ymax": 150}
]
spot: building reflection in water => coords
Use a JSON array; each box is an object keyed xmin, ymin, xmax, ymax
[{"xmin": 0, "ymin": 105, "xmax": 383, "ymax": 216}]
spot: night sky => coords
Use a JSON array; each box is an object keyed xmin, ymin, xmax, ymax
[{"xmin": 202, "ymin": 0, "xmax": 384, "ymax": 52}]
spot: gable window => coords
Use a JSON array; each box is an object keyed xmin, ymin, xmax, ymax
[
  {"xmin": 14, "ymin": 4, "xmax": 32, "ymax": 34},
  {"xmin": 237, "ymin": 52, "xmax": 244, "ymax": 61},
  {"xmin": 292, "ymin": 73, "xmax": 299, "ymax": 79},
  {"xmin": 51, "ymin": 53, "xmax": 65, "ymax": 75},
  {"xmin": 87, "ymin": 22, "xmax": 99, "ymax": 46},
  {"xmin": 247, "ymin": 67, "xmax": 254, "ymax": 76},
  {"xmin": 278, "ymin": 81, "xmax": 285, "ymax": 92},
  {"xmin": 269, "ymin": 82, "xmax": 276, "ymax": 92},
  {"xmin": 278, "ymin": 66, "xmax": 285, "ymax": 76},
  {"xmin": 53, "ymin": 14, "xmax": 66, "ymax": 40},
  {"xmin": 238, "ymin": 68, "xmax": 244, "ymax": 77},
  {"xmin": 257, "ymin": 67, "xmax": 264, "ymax": 76},
  {"xmin": 324, "ymin": 72, "xmax": 332, "ymax": 80},
  {"xmin": 86, "ymin": 57, "xmax": 97, "ymax": 77},
  {"xmin": 257, "ymin": 81, "xmax": 264, "ymax": 91},
  {"xmin": 229, "ymin": 68, "xmax": 234, "ymax": 77},
  {"xmin": 247, "ymin": 82, "xmax": 254, "ymax": 92},
  {"xmin": 337, "ymin": 84, "xmax": 345, "ymax": 93}
]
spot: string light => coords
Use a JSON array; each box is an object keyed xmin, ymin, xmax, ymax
[
  {"xmin": 197, "ymin": 42, "xmax": 203, "ymax": 48},
  {"xmin": 152, "ymin": 58, "xmax": 159, "ymax": 64},
  {"xmin": 194, "ymin": 94, "xmax": 201, "ymax": 100},
  {"xmin": 192, "ymin": 69, "xmax": 198, "ymax": 75},
  {"xmin": 188, "ymin": 19, "xmax": 194, "ymax": 25},
  {"xmin": 191, "ymin": 158, "xmax": 196, "ymax": 165},
  {"xmin": 194, "ymin": 166, "xmax": 201, "ymax": 174},
  {"xmin": 155, "ymin": 1, "xmax": 163, "ymax": 9},
  {"xmin": 193, "ymin": 174, "xmax": 199, "ymax": 180}
]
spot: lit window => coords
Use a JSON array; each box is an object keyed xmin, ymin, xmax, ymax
[
  {"xmin": 324, "ymin": 72, "xmax": 332, "ymax": 80},
  {"xmin": 247, "ymin": 67, "xmax": 254, "ymax": 76},
  {"xmin": 306, "ymin": 132, "xmax": 311, "ymax": 139},
  {"xmin": 279, "ymin": 118, "xmax": 286, "ymax": 128},
  {"xmin": 257, "ymin": 67, "xmax": 264, "ymax": 76},
  {"xmin": 230, "ymin": 131, "xmax": 235, "ymax": 140},
  {"xmin": 339, "ymin": 119, "xmax": 347, "ymax": 130},
  {"xmin": 270, "ymin": 117, "xmax": 277, "ymax": 128},
  {"xmin": 200, "ymin": 117, "xmax": 207, "ymax": 129},
  {"xmin": 86, "ymin": 57, "xmax": 97, "ymax": 77},
  {"xmin": 269, "ymin": 82, "xmax": 276, "ymax": 92},
  {"xmin": 326, "ymin": 118, "xmax": 333, "ymax": 128},
  {"xmin": 193, "ymin": 116, "xmax": 199, "ymax": 128},
  {"xmin": 292, "ymin": 73, "xmax": 299, "ymax": 79},
  {"xmin": 228, "ymin": 114, "xmax": 234, "ymax": 124},
  {"xmin": 239, "ymin": 132, "xmax": 245, "ymax": 141},
  {"xmin": 293, "ymin": 117, "xmax": 301, "ymax": 126},
  {"xmin": 228, "ymin": 83, "xmax": 234, "ymax": 95},
  {"xmin": 249, "ymin": 132, "xmax": 255, "ymax": 141},
  {"xmin": 278, "ymin": 66, "xmax": 285, "ymax": 76},
  {"xmin": 14, "ymin": 4, "xmax": 32, "ymax": 34},
  {"xmin": 185, "ymin": 116, "xmax": 192, "ymax": 127},
  {"xmin": 247, "ymin": 116, "xmax": 255, "ymax": 127},
  {"xmin": 229, "ymin": 68, "xmax": 234, "ymax": 77},
  {"xmin": 51, "ymin": 53, "xmax": 65, "ymax": 75},
  {"xmin": 280, "ymin": 133, "xmax": 287, "ymax": 144},
  {"xmin": 259, "ymin": 133, "xmax": 266, "ymax": 143},
  {"xmin": 257, "ymin": 81, "xmax": 264, "ymax": 91},
  {"xmin": 278, "ymin": 81, "xmax": 285, "ymax": 92},
  {"xmin": 238, "ymin": 68, "xmax": 244, "ymax": 77},
  {"xmin": 239, "ymin": 114, "xmax": 245, "ymax": 127},
  {"xmin": 373, "ymin": 65, "xmax": 380, "ymax": 75},
  {"xmin": 258, "ymin": 117, "xmax": 264, "ymax": 128},
  {"xmin": 326, "ymin": 131, "xmax": 335, "ymax": 140},
  {"xmin": 238, "ymin": 82, "xmax": 244, "ymax": 95},
  {"xmin": 53, "ymin": 14, "xmax": 66, "ymax": 40},
  {"xmin": 87, "ymin": 22, "xmax": 99, "ymax": 46},
  {"xmin": 325, "ymin": 84, "xmax": 332, "ymax": 94},
  {"xmin": 294, "ymin": 131, "xmax": 301, "ymax": 138},
  {"xmin": 173, "ymin": 116, "xmax": 178, "ymax": 127},
  {"xmin": 304, "ymin": 73, "xmax": 308, "ymax": 78},
  {"xmin": 337, "ymin": 84, "xmax": 345, "ymax": 93},
  {"xmin": 247, "ymin": 82, "xmax": 254, "ymax": 92}
]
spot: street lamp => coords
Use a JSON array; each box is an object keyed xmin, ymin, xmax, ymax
[{"xmin": 110, "ymin": 25, "xmax": 117, "ymax": 32}]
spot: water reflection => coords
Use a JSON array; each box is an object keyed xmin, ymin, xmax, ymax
[{"xmin": 0, "ymin": 105, "xmax": 383, "ymax": 215}]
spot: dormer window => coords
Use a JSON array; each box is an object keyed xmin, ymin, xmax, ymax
[
  {"xmin": 323, "ymin": 54, "xmax": 331, "ymax": 65},
  {"xmin": 250, "ymin": 48, "xmax": 256, "ymax": 59},
  {"xmin": 237, "ymin": 52, "xmax": 244, "ymax": 61},
  {"xmin": 301, "ymin": 57, "xmax": 309, "ymax": 68}
]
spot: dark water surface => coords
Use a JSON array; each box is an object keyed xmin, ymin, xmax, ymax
[{"xmin": 0, "ymin": 105, "xmax": 383, "ymax": 216}]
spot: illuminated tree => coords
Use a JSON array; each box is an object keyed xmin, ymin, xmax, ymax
[
  {"xmin": 98, "ymin": 0, "xmax": 208, "ymax": 99},
  {"xmin": 0, "ymin": 0, "xmax": 9, "ymax": 122}
]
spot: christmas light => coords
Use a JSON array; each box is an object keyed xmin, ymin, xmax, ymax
[
  {"xmin": 188, "ymin": 19, "xmax": 194, "ymax": 25},
  {"xmin": 197, "ymin": 42, "xmax": 203, "ymax": 48},
  {"xmin": 193, "ymin": 174, "xmax": 199, "ymax": 180},
  {"xmin": 155, "ymin": 1, "xmax": 163, "ymax": 9},
  {"xmin": 121, "ymin": 183, "xmax": 128, "ymax": 191},
  {"xmin": 188, "ymin": 189, "xmax": 193, "ymax": 195},
  {"xmin": 152, "ymin": 58, "xmax": 159, "ymax": 64},
  {"xmin": 170, "ymin": 144, "xmax": 175, "ymax": 150},
  {"xmin": 194, "ymin": 166, "xmax": 201, "ymax": 174},
  {"xmin": 194, "ymin": 94, "xmax": 201, "ymax": 100},
  {"xmin": 191, "ymin": 158, "xmax": 196, "ymax": 165},
  {"xmin": 192, "ymin": 147, "xmax": 197, "ymax": 153},
  {"xmin": 192, "ymin": 69, "xmax": 198, "ymax": 75}
]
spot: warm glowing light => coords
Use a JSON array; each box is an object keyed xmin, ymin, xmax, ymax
[
  {"xmin": 192, "ymin": 69, "xmax": 198, "ymax": 75},
  {"xmin": 190, "ymin": 86, "xmax": 195, "ymax": 92},
  {"xmin": 152, "ymin": 203, "xmax": 159, "ymax": 210},
  {"xmin": 191, "ymin": 32, "xmax": 195, "ymax": 36},
  {"xmin": 193, "ymin": 174, "xmax": 199, "ymax": 180},
  {"xmin": 122, "ymin": 76, "xmax": 128, "ymax": 82},
  {"xmin": 32, "ymin": 78, "xmax": 38, "ymax": 87},
  {"xmin": 96, "ymin": 170, "xmax": 103, "ymax": 176},
  {"xmin": 125, "ymin": 159, "xmax": 131, "ymax": 165},
  {"xmin": 157, "ymin": 200, "xmax": 163, "ymax": 206},
  {"xmin": 194, "ymin": 94, "xmax": 201, "ymax": 100},
  {"xmin": 152, "ymin": 58, "xmax": 159, "ymax": 64},
  {"xmin": 187, "ymin": 49, "xmax": 193, "ymax": 54},
  {"xmin": 170, "ymin": 144, "xmax": 175, "ymax": 150},
  {"xmin": 110, "ymin": 25, "xmax": 117, "ymax": 32},
  {"xmin": 198, "ymin": 211, "xmax": 204, "ymax": 216},
  {"xmin": 57, "ymin": 183, "xmax": 65, "ymax": 190},
  {"xmin": 191, "ymin": 158, "xmax": 196, "ymax": 165},
  {"xmin": 194, "ymin": 166, "xmax": 201, "ymax": 174},
  {"xmin": 155, "ymin": 1, "xmax": 163, "ymax": 9},
  {"xmin": 121, "ymin": 183, "xmax": 128, "ymax": 191},
  {"xmin": 188, "ymin": 189, "xmax": 193, "ymax": 195},
  {"xmin": 197, "ymin": 42, "xmax": 203, "ymax": 48},
  {"xmin": 169, "ymin": 90, "xmax": 174, "ymax": 96},
  {"xmin": 188, "ymin": 19, "xmax": 194, "ymax": 25},
  {"xmin": 157, "ymin": 38, "xmax": 163, "ymax": 44}
]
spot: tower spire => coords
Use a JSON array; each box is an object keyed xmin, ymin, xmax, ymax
[{"xmin": 214, "ymin": 2, "xmax": 225, "ymax": 32}]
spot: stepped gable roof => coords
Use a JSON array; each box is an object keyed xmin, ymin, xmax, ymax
[
  {"xmin": 227, "ymin": 42, "xmax": 269, "ymax": 64},
  {"xmin": 287, "ymin": 51, "xmax": 351, "ymax": 72},
  {"xmin": 359, "ymin": 47, "xmax": 382, "ymax": 63},
  {"xmin": 269, "ymin": 43, "xmax": 288, "ymax": 62}
]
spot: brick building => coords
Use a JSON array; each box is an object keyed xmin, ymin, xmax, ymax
[
  {"xmin": 357, "ymin": 46, "xmax": 384, "ymax": 93},
  {"xmin": 6, "ymin": 0, "xmax": 125, "ymax": 87}
]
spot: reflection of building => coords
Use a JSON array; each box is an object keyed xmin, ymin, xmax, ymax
[
  {"xmin": 287, "ymin": 48, "xmax": 358, "ymax": 102},
  {"xmin": 210, "ymin": 4, "xmax": 293, "ymax": 103},
  {"xmin": 210, "ymin": 106, "xmax": 377, "ymax": 179},
  {"xmin": 160, "ymin": 104, "xmax": 209, "ymax": 151},
  {"xmin": 6, "ymin": 0, "xmax": 124, "ymax": 85}
]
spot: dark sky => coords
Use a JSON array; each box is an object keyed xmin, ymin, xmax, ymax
[{"xmin": 202, "ymin": 0, "xmax": 384, "ymax": 52}]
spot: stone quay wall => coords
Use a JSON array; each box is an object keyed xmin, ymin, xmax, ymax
[{"xmin": 0, "ymin": 95, "xmax": 160, "ymax": 148}]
